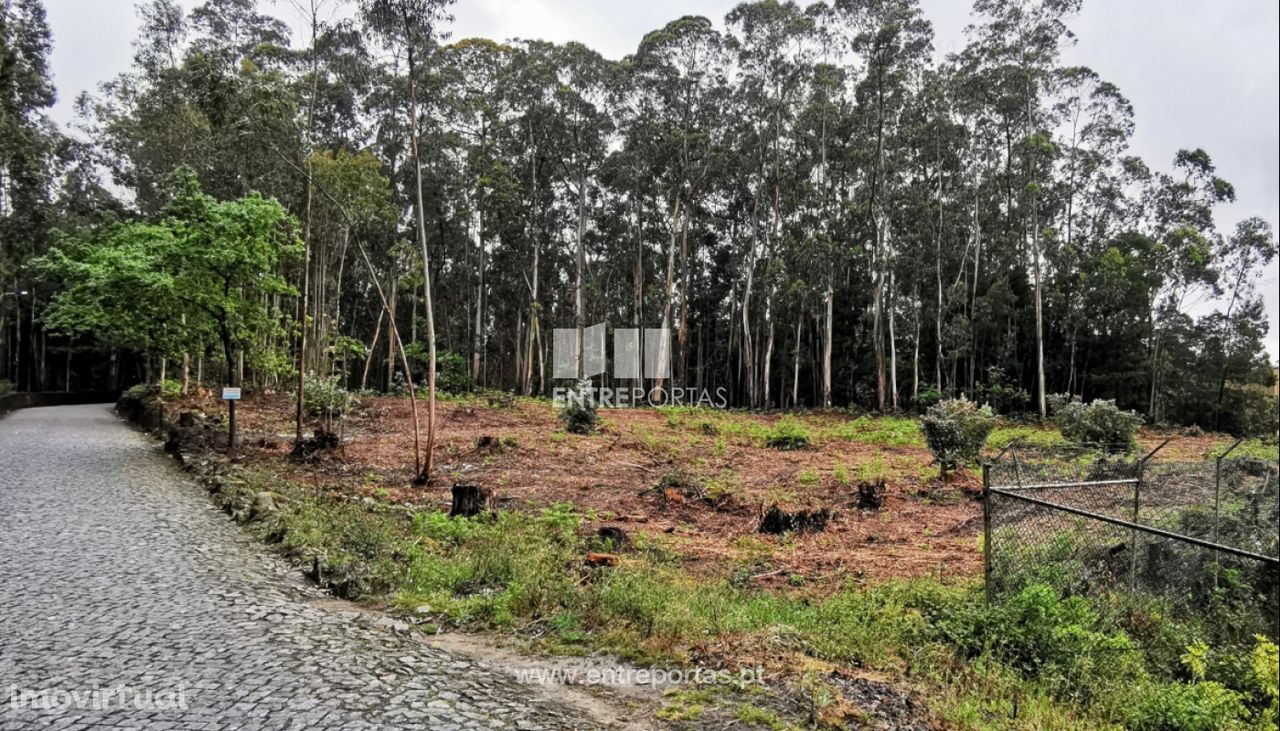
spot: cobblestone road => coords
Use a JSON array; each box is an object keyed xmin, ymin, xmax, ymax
[{"xmin": 0, "ymin": 405, "xmax": 602, "ymax": 730}]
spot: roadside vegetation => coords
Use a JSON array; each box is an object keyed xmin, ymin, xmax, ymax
[{"xmin": 130, "ymin": 383, "xmax": 1279, "ymax": 730}]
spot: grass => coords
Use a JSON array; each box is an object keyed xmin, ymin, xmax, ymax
[
  {"xmin": 822, "ymin": 415, "xmax": 923, "ymax": 447},
  {"xmin": 1212, "ymin": 437, "xmax": 1280, "ymax": 462},
  {"xmin": 988, "ymin": 423, "xmax": 1065, "ymax": 450},
  {"xmin": 211, "ymin": 396, "xmax": 1280, "ymax": 729},
  {"xmin": 246, "ymin": 462, "xmax": 1279, "ymax": 730}
]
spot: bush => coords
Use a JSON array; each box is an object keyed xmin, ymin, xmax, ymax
[
  {"xmin": 1046, "ymin": 392, "xmax": 1074, "ymax": 417},
  {"xmin": 1055, "ymin": 398, "xmax": 1142, "ymax": 453},
  {"xmin": 765, "ymin": 417, "xmax": 811, "ymax": 450},
  {"xmin": 1126, "ymin": 681, "xmax": 1250, "ymax": 731},
  {"xmin": 404, "ymin": 343, "xmax": 469, "ymax": 394},
  {"xmin": 911, "ymin": 388, "xmax": 944, "ymax": 413},
  {"xmin": 974, "ymin": 366, "xmax": 1031, "ymax": 415},
  {"xmin": 0, "ymin": 378, "xmax": 13, "ymax": 397},
  {"xmin": 557, "ymin": 380, "xmax": 598, "ymax": 435},
  {"xmin": 297, "ymin": 372, "xmax": 355, "ymax": 417},
  {"xmin": 920, "ymin": 398, "xmax": 995, "ymax": 476},
  {"xmin": 1231, "ymin": 386, "xmax": 1280, "ymax": 439}
]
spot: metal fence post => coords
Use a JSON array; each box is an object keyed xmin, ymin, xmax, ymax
[
  {"xmin": 1131, "ymin": 439, "xmax": 1171, "ymax": 590},
  {"xmin": 1213, "ymin": 438, "xmax": 1243, "ymax": 590},
  {"xmin": 1130, "ymin": 470, "xmax": 1140, "ymax": 589},
  {"xmin": 983, "ymin": 462, "xmax": 992, "ymax": 604}
]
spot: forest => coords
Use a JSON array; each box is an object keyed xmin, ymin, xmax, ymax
[{"xmin": 1, "ymin": 0, "xmax": 1277, "ymax": 436}]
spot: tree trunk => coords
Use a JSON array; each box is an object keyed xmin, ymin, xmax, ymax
[
  {"xmin": 574, "ymin": 173, "xmax": 588, "ymax": 380},
  {"xmin": 408, "ymin": 50, "xmax": 437, "ymax": 483},
  {"xmin": 888, "ymin": 267, "xmax": 898, "ymax": 411},
  {"xmin": 822, "ymin": 284, "xmax": 833, "ymax": 408}
]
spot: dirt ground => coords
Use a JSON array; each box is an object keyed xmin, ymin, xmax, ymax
[{"xmin": 172, "ymin": 391, "xmax": 1246, "ymax": 596}]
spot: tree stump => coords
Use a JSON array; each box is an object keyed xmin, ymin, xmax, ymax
[
  {"xmin": 585, "ymin": 552, "xmax": 619, "ymax": 567},
  {"xmin": 449, "ymin": 484, "xmax": 492, "ymax": 518},
  {"xmin": 596, "ymin": 526, "xmax": 629, "ymax": 549},
  {"xmin": 758, "ymin": 505, "xmax": 832, "ymax": 534},
  {"xmin": 856, "ymin": 479, "xmax": 886, "ymax": 510}
]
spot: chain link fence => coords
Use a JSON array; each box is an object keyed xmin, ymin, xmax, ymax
[{"xmin": 983, "ymin": 441, "xmax": 1280, "ymax": 648}]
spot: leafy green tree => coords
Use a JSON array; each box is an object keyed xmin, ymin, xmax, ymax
[{"xmin": 40, "ymin": 171, "xmax": 301, "ymax": 389}]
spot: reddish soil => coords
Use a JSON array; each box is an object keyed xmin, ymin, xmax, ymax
[{"xmin": 175, "ymin": 392, "xmax": 983, "ymax": 593}]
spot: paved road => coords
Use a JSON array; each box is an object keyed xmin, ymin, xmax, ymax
[{"xmin": 0, "ymin": 405, "xmax": 600, "ymax": 730}]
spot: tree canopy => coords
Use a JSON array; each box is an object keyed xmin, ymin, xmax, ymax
[{"xmin": 2, "ymin": 0, "xmax": 1276, "ymax": 437}]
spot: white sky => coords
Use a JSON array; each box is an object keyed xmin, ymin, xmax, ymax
[{"xmin": 43, "ymin": 0, "xmax": 1280, "ymax": 360}]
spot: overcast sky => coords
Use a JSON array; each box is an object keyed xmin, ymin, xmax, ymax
[{"xmin": 42, "ymin": 0, "xmax": 1280, "ymax": 359}]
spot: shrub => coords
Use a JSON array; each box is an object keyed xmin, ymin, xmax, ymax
[
  {"xmin": 920, "ymin": 398, "xmax": 995, "ymax": 476},
  {"xmin": 297, "ymin": 372, "xmax": 355, "ymax": 417},
  {"xmin": 158, "ymin": 379, "xmax": 183, "ymax": 398},
  {"xmin": 0, "ymin": 378, "xmax": 14, "ymax": 397},
  {"xmin": 974, "ymin": 366, "xmax": 1031, "ymax": 415},
  {"xmin": 911, "ymin": 388, "xmax": 944, "ymax": 413},
  {"xmin": 1232, "ymin": 386, "xmax": 1280, "ymax": 439},
  {"xmin": 765, "ymin": 417, "xmax": 811, "ymax": 450},
  {"xmin": 1125, "ymin": 681, "xmax": 1250, "ymax": 731},
  {"xmin": 403, "ymin": 343, "xmax": 469, "ymax": 394},
  {"xmin": 1055, "ymin": 398, "xmax": 1142, "ymax": 453},
  {"xmin": 557, "ymin": 380, "xmax": 598, "ymax": 435}
]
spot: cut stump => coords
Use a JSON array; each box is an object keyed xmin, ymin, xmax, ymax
[{"xmin": 449, "ymin": 484, "xmax": 492, "ymax": 518}]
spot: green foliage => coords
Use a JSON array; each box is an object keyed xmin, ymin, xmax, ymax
[
  {"xmin": 911, "ymin": 388, "xmax": 944, "ymax": 413},
  {"xmin": 920, "ymin": 398, "xmax": 995, "ymax": 475},
  {"xmin": 1233, "ymin": 386, "xmax": 1280, "ymax": 439},
  {"xmin": 1125, "ymin": 681, "xmax": 1249, "ymax": 731},
  {"xmin": 974, "ymin": 366, "xmax": 1031, "ymax": 415},
  {"xmin": 0, "ymin": 379, "xmax": 13, "ymax": 397},
  {"xmin": 38, "ymin": 170, "xmax": 301, "ymax": 371},
  {"xmin": 827, "ymin": 415, "xmax": 923, "ymax": 447},
  {"xmin": 297, "ymin": 372, "xmax": 355, "ymax": 417},
  {"xmin": 557, "ymin": 381, "xmax": 598, "ymax": 435},
  {"xmin": 765, "ymin": 417, "xmax": 811, "ymax": 450},
  {"xmin": 404, "ymin": 344, "xmax": 468, "ymax": 394},
  {"xmin": 254, "ymin": 456, "xmax": 1280, "ymax": 730},
  {"xmin": 1056, "ymin": 398, "xmax": 1143, "ymax": 453},
  {"xmin": 1250, "ymin": 637, "xmax": 1279, "ymax": 727}
]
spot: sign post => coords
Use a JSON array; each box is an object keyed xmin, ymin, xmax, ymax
[{"xmin": 222, "ymin": 387, "xmax": 241, "ymax": 456}]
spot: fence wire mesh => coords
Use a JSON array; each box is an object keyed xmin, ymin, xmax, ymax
[{"xmin": 985, "ymin": 443, "xmax": 1280, "ymax": 649}]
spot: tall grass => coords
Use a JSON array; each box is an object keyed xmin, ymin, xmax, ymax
[{"xmin": 267, "ymin": 485, "xmax": 1279, "ymax": 731}]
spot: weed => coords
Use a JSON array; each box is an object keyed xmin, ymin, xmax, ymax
[{"xmin": 766, "ymin": 417, "xmax": 811, "ymax": 450}]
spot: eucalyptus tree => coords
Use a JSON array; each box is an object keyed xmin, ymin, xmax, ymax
[
  {"xmin": 1143, "ymin": 148, "xmax": 1235, "ymax": 420},
  {"xmin": 1049, "ymin": 65, "xmax": 1133, "ymax": 394},
  {"xmin": 439, "ymin": 37, "xmax": 515, "ymax": 387},
  {"xmin": 0, "ymin": 0, "xmax": 57, "ymax": 390},
  {"xmin": 361, "ymin": 0, "xmax": 454, "ymax": 482},
  {"xmin": 726, "ymin": 0, "xmax": 814, "ymax": 407},
  {"xmin": 631, "ymin": 16, "xmax": 730, "ymax": 387},
  {"xmin": 960, "ymin": 0, "xmax": 1081, "ymax": 418},
  {"xmin": 84, "ymin": 0, "xmax": 301, "ymax": 213},
  {"xmin": 502, "ymin": 40, "xmax": 560, "ymax": 396},
  {"xmin": 1209, "ymin": 217, "xmax": 1277, "ymax": 428},
  {"xmin": 838, "ymin": 0, "xmax": 932, "ymax": 411},
  {"xmin": 545, "ymin": 42, "xmax": 615, "ymax": 380}
]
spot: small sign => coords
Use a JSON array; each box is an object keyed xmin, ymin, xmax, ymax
[{"xmin": 221, "ymin": 387, "xmax": 242, "ymax": 401}]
